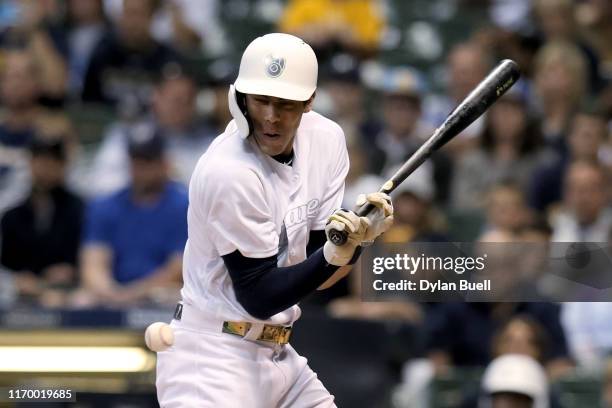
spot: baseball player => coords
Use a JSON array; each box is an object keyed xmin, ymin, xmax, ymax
[{"xmin": 156, "ymin": 33, "xmax": 394, "ymax": 407}]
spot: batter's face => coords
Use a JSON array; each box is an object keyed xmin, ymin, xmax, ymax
[{"xmin": 246, "ymin": 94, "xmax": 313, "ymax": 156}]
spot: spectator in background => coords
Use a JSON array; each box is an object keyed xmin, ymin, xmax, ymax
[
  {"xmin": 562, "ymin": 300, "xmax": 612, "ymax": 372},
  {"xmin": 322, "ymin": 53, "xmax": 370, "ymax": 147},
  {"xmin": 533, "ymin": 0, "xmax": 603, "ymax": 93},
  {"xmin": 470, "ymin": 26, "xmax": 541, "ymax": 100},
  {"xmin": 145, "ymin": 70, "xmax": 213, "ymax": 184},
  {"xmin": 551, "ymin": 161, "xmax": 611, "ymax": 242},
  {"xmin": 534, "ymin": 40, "xmax": 588, "ymax": 156},
  {"xmin": 148, "ymin": 0, "xmax": 205, "ymax": 52},
  {"xmin": 278, "ymin": 0, "xmax": 385, "ymax": 61},
  {"xmin": 451, "ymin": 90, "xmax": 545, "ymax": 210},
  {"xmin": 82, "ymin": 0, "xmax": 180, "ymax": 109},
  {"xmin": 458, "ymin": 319, "xmax": 563, "ymax": 407},
  {"xmin": 78, "ymin": 127, "xmax": 187, "ymax": 307},
  {"xmin": 0, "ymin": 0, "xmax": 68, "ymax": 100},
  {"xmin": 0, "ymin": 49, "xmax": 44, "ymax": 216},
  {"xmin": 424, "ymin": 42, "xmax": 491, "ymax": 155},
  {"xmin": 480, "ymin": 182, "xmax": 533, "ymax": 238},
  {"xmin": 363, "ymin": 64, "xmax": 452, "ymax": 204},
  {"xmin": 477, "ymin": 354, "xmax": 550, "ymax": 408},
  {"xmin": 559, "ymin": 224, "xmax": 612, "ymax": 372},
  {"xmin": 0, "ymin": 49, "xmax": 42, "ymax": 148},
  {"xmin": 425, "ymin": 302, "xmax": 572, "ymax": 379},
  {"xmin": 88, "ymin": 68, "xmax": 214, "ymax": 196},
  {"xmin": 342, "ymin": 145, "xmax": 384, "ymax": 209},
  {"xmin": 577, "ymin": 0, "xmax": 612, "ymax": 83},
  {"xmin": 384, "ymin": 179, "xmax": 447, "ymax": 243},
  {"xmin": 529, "ymin": 106, "xmax": 609, "ymax": 212},
  {"xmin": 0, "ymin": 135, "xmax": 82, "ymax": 307},
  {"xmin": 105, "ymin": 0, "xmax": 226, "ymax": 55},
  {"xmin": 205, "ymin": 58, "xmax": 237, "ymax": 134},
  {"xmin": 491, "ymin": 316, "xmax": 549, "ymax": 364},
  {"xmin": 62, "ymin": 0, "xmax": 109, "ymax": 98}
]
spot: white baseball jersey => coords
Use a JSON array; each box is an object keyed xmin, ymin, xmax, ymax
[{"xmin": 180, "ymin": 110, "xmax": 349, "ymax": 325}]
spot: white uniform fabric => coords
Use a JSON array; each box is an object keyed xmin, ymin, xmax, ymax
[
  {"xmin": 157, "ymin": 110, "xmax": 348, "ymax": 407},
  {"xmin": 180, "ymin": 110, "xmax": 348, "ymax": 326},
  {"xmin": 157, "ymin": 303, "xmax": 336, "ymax": 408}
]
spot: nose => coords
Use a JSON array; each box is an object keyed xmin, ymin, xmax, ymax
[{"xmin": 263, "ymin": 104, "xmax": 280, "ymax": 124}]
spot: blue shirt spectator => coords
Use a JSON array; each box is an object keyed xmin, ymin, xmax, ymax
[
  {"xmin": 79, "ymin": 124, "xmax": 187, "ymax": 307},
  {"xmin": 83, "ymin": 181, "xmax": 187, "ymax": 283}
]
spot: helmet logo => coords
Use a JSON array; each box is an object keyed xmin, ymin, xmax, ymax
[{"xmin": 264, "ymin": 55, "xmax": 285, "ymax": 78}]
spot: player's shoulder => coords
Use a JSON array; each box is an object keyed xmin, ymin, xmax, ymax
[
  {"xmin": 190, "ymin": 123, "xmax": 262, "ymax": 193},
  {"xmin": 298, "ymin": 111, "xmax": 347, "ymax": 159},
  {"xmin": 299, "ymin": 111, "xmax": 345, "ymax": 140},
  {"xmin": 193, "ymin": 122, "xmax": 258, "ymax": 175},
  {"xmin": 189, "ymin": 157, "xmax": 262, "ymax": 209}
]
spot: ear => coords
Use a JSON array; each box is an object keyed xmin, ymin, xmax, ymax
[{"xmin": 303, "ymin": 92, "xmax": 316, "ymax": 113}]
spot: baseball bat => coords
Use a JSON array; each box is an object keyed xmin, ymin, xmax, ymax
[{"xmin": 328, "ymin": 59, "xmax": 521, "ymax": 246}]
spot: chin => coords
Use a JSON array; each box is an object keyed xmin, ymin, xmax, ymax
[
  {"xmin": 263, "ymin": 146, "xmax": 285, "ymax": 157},
  {"xmin": 254, "ymin": 134, "xmax": 289, "ymax": 156}
]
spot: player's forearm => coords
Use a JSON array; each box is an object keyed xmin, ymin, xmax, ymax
[
  {"xmin": 223, "ymin": 248, "xmax": 341, "ymax": 320},
  {"xmin": 318, "ymin": 265, "xmax": 352, "ymax": 290}
]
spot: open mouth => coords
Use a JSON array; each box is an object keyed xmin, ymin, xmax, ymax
[{"xmin": 263, "ymin": 132, "xmax": 281, "ymax": 139}]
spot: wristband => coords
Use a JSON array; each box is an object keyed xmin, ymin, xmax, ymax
[{"xmin": 347, "ymin": 246, "xmax": 363, "ymax": 265}]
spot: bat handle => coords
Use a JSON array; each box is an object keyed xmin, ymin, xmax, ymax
[{"xmin": 327, "ymin": 202, "xmax": 376, "ymax": 246}]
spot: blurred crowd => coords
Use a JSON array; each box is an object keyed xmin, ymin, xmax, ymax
[{"xmin": 0, "ymin": 0, "xmax": 611, "ymax": 406}]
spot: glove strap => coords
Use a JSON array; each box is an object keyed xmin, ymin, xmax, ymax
[{"xmin": 347, "ymin": 246, "xmax": 363, "ymax": 265}]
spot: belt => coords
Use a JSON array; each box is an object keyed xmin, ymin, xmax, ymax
[
  {"xmin": 222, "ymin": 321, "xmax": 292, "ymax": 345},
  {"xmin": 173, "ymin": 303, "xmax": 293, "ymax": 345}
]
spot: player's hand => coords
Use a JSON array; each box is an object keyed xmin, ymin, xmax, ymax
[
  {"xmin": 323, "ymin": 209, "xmax": 368, "ymax": 266},
  {"xmin": 356, "ymin": 192, "xmax": 394, "ymax": 244}
]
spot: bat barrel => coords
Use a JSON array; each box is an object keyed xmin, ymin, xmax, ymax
[{"xmin": 434, "ymin": 59, "xmax": 520, "ymax": 149}]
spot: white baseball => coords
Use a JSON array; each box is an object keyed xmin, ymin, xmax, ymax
[{"xmin": 144, "ymin": 322, "xmax": 174, "ymax": 352}]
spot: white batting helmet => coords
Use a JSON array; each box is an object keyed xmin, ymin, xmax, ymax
[
  {"xmin": 479, "ymin": 354, "xmax": 549, "ymax": 408},
  {"xmin": 228, "ymin": 33, "xmax": 318, "ymax": 138}
]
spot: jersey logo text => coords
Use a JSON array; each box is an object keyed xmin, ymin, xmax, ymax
[{"xmin": 284, "ymin": 199, "xmax": 319, "ymax": 231}]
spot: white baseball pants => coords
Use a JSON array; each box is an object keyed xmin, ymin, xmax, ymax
[{"xmin": 156, "ymin": 303, "xmax": 336, "ymax": 408}]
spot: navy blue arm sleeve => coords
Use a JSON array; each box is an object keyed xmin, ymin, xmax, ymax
[
  {"xmin": 306, "ymin": 229, "xmax": 327, "ymax": 257},
  {"xmin": 222, "ymin": 233, "xmax": 340, "ymax": 320}
]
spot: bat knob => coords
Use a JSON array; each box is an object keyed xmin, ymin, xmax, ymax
[{"xmin": 328, "ymin": 228, "xmax": 348, "ymax": 246}]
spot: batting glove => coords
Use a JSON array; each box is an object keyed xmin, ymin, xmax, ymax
[
  {"xmin": 323, "ymin": 209, "xmax": 369, "ymax": 266},
  {"xmin": 356, "ymin": 192, "xmax": 394, "ymax": 245}
]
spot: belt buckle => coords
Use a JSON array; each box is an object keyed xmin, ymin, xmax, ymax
[
  {"xmin": 277, "ymin": 326, "xmax": 292, "ymax": 345},
  {"xmin": 222, "ymin": 321, "xmax": 251, "ymax": 337},
  {"xmin": 260, "ymin": 325, "xmax": 292, "ymax": 345},
  {"xmin": 223, "ymin": 321, "xmax": 292, "ymax": 345}
]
